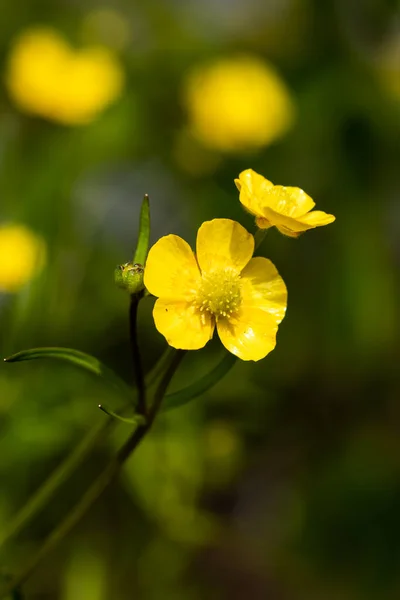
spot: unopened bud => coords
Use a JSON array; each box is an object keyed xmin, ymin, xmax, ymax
[{"xmin": 114, "ymin": 262, "xmax": 145, "ymax": 295}]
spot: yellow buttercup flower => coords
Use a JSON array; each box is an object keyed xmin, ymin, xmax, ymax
[
  {"xmin": 144, "ymin": 219, "xmax": 287, "ymax": 361},
  {"xmin": 5, "ymin": 27, "xmax": 124, "ymax": 125},
  {"xmin": 183, "ymin": 56, "xmax": 294, "ymax": 152},
  {"xmin": 235, "ymin": 169, "xmax": 336, "ymax": 238},
  {"xmin": 0, "ymin": 224, "xmax": 46, "ymax": 292}
]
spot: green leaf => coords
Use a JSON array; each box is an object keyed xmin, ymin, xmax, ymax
[
  {"xmin": 4, "ymin": 347, "xmax": 131, "ymax": 400},
  {"xmin": 163, "ymin": 353, "xmax": 237, "ymax": 412},
  {"xmin": 4, "ymin": 347, "xmax": 238, "ymax": 413},
  {"xmin": 98, "ymin": 404, "xmax": 146, "ymax": 425},
  {"xmin": 133, "ymin": 194, "xmax": 150, "ymax": 266}
]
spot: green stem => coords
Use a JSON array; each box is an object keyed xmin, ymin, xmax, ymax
[
  {"xmin": 146, "ymin": 347, "xmax": 175, "ymax": 389},
  {"xmin": 99, "ymin": 350, "xmax": 236, "ymax": 417},
  {"xmin": 0, "ymin": 418, "xmax": 112, "ymax": 552},
  {"xmin": 0, "ymin": 351, "xmax": 185, "ymax": 599},
  {"xmin": 254, "ymin": 228, "xmax": 267, "ymax": 250},
  {"xmin": 150, "ymin": 351, "xmax": 186, "ymax": 416},
  {"xmin": 162, "ymin": 352, "xmax": 237, "ymax": 412},
  {"xmin": 129, "ymin": 294, "xmax": 146, "ymax": 414},
  {"xmin": 0, "ymin": 341, "xmax": 225, "ymax": 559},
  {"xmin": 0, "ymin": 348, "xmax": 172, "ymax": 550},
  {"xmin": 98, "ymin": 405, "xmax": 145, "ymax": 425}
]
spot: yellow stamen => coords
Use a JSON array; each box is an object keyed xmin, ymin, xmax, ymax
[{"xmin": 195, "ymin": 269, "xmax": 241, "ymax": 320}]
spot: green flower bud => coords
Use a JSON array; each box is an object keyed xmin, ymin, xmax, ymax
[{"xmin": 114, "ymin": 262, "xmax": 145, "ymax": 295}]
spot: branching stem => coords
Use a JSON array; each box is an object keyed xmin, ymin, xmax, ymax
[{"xmin": 0, "ymin": 351, "xmax": 185, "ymax": 599}]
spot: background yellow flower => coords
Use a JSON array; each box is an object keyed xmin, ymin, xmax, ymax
[
  {"xmin": 5, "ymin": 27, "xmax": 124, "ymax": 125},
  {"xmin": 0, "ymin": 224, "xmax": 46, "ymax": 292},
  {"xmin": 183, "ymin": 56, "xmax": 294, "ymax": 152},
  {"xmin": 236, "ymin": 169, "xmax": 336, "ymax": 237}
]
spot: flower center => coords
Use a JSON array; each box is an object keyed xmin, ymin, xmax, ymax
[{"xmin": 195, "ymin": 269, "xmax": 241, "ymax": 320}]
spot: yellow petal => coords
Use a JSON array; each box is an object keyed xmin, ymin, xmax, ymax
[
  {"xmin": 296, "ymin": 210, "xmax": 336, "ymax": 227},
  {"xmin": 265, "ymin": 185, "xmax": 315, "ymax": 218},
  {"xmin": 261, "ymin": 206, "xmax": 335, "ymax": 236},
  {"xmin": 153, "ymin": 299, "xmax": 214, "ymax": 350},
  {"xmin": 240, "ymin": 257, "xmax": 287, "ymax": 322},
  {"xmin": 216, "ymin": 257, "xmax": 287, "ymax": 361},
  {"xmin": 275, "ymin": 224, "xmax": 301, "ymax": 238},
  {"xmin": 256, "ymin": 206, "xmax": 306, "ymax": 233},
  {"xmin": 255, "ymin": 216, "xmax": 273, "ymax": 230},
  {"xmin": 144, "ymin": 235, "xmax": 201, "ymax": 300},
  {"xmin": 196, "ymin": 219, "xmax": 254, "ymax": 274},
  {"xmin": 234, "ymin": 170, "xmax": 336, "ymax": 236},
  {"xmin": 235, "ymin": 171, "xmax": 315, "ymax": 220},
  {"xmin": 235, "ymin": 169, "xmax": 274, "ymax": 216},
  {"xmin": 217, "ymin": 308, "xmax": 282, "ymax": 361}
]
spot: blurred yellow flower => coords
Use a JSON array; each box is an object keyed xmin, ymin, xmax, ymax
[
  {"xmin": 183, "ymin": 56, "xmax": 294, "ymax": 152},
  {"xmin": 236, "ymin": 169, "xmax": 336, "ymax": 238},
  {"xmin": 144, "ymin": 219, "xmax": 287, "ymax": 361},
  {"xmin": 5, "ymin": 27, "xmax": 124, "ymax": 125},
  {"xmin": 0, "ymin": 224, "xmax": 46, "ymax": 292}
]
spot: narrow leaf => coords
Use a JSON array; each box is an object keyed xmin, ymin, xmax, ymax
[
  {"xmin": 98, "ymin": 404, "xmax": 146, "ymax": 425},
  {"xmin": 4, "ymin": 348, "xmax": 131, "ymax": 399},
  {"xmin": 133, "ymin": 194, "xmax": 150, "ymax": 266},
  {"xmin": 163, "ymin": 353, "xmax": 237, "ymax": 412}
]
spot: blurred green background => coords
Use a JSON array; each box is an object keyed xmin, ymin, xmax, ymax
[{"xmin": 1, "ymin": 0, "xmax": 399, "ymax": 598}]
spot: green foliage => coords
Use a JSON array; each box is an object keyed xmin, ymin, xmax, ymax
[
  {"xmin": 0, "ymin": 0, "xmax": 399, "ymax": 598},
  {"xmin": 5, "ymin": 347, "xmax": 131, "ymax": 400}
]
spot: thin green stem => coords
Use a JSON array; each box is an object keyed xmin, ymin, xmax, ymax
[
  {"xmin": 150, "ymin": 350, "xmax": 186, "ymax": 418},
  {"xmin": 0, "ymin": 351, "xmax": 185, "ymax": 599},
  {"xmin": 146, "ymin": 347, "xmax": 175, "ymax": 389},
  {"xmin": 0, "ymin": 418, "xmax": 112, "ymax": 552},
  {"xmin": 162, "ymin": 352, "xmax": 236, "ymax": 412},
  {"xmin": 98, "ymin": 405, "xmax": 145, "ymax": 425},
  {"xmin": 254, "ymin": 228, "xmax": 267, "ymax": 250},
  {"xmin": 0, "ymin": 341, "xmax": 170, "ymax": 551},
  {"xmin": 0, "ymin": 429, "xmax": 146, "ymax": 599},
  {"xmin": 129, "ymin": 294, "xmax": 146, "ymax": 415}
]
